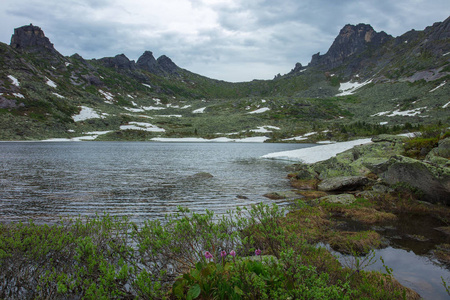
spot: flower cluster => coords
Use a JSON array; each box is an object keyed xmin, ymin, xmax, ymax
[{"xmin": 204, "ymin": 250, "xmax": 238, "ymax": 260}]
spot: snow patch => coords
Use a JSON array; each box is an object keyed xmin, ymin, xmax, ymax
[
  {"xmin": 65, "ymin": 62, "xmax": 71, "ymax": 67},
  {"xmin": 8, "ymin": 75, "xmax": 20, "ymax": 87},
  {"xmin": 379, "ymin": 122, "xmax": 388, "ymax": 125},
  {"xmin": 142, "ymin": 106, "xmax": 166, "ymax": 111},
  {"xmin": 123, "ymin": 107, "xmax": 145, "ymax": 112},
  {"xmin": 387, "ymin": 107, "xmax": 427, "ymax": 117},
  {"xmin": 262, "ymin": 138, "xmax": 372, "ymax": 163},
  {"xmin": 248, "ymin": 107, "xmax": 270, "ymax": 114},
  {"xmin": 371, "ymin": 111, "xmax": 390, "ymax": 117},
  {"xmin": 72, "ymin": 106, "xmax": 102, "ymax": 122},
  {"xmin": 442, "ymin": 101, "xmax": 450, "ymax": 109},
  {"xmin": 52, "ymin": 92, "xmax": 65, "ymax": 99},
  {"xmin": 429, "ymin": 81, "xmax": 446, "ymax": 92},
  {"xmin": 46, "ymin": 77, "xmax": 57, "ymax": 88},
  {"xmin": 120, "ymin": 122, "xmax": 165, "ymax": 132},
  {"xmin": 443, "ymin": 52, "xmax": 450, "ymax": 57},
  {"xmin": 99, "ymin": 89, "xmax": 114, "ymax": 101},
  {"xmin": 193, "ymin": 107, "xmax": 206, "ymax": 113},
  {"xmin": 336, "ymin": 79, "xmax": 372, "ymax": 96},
  {"xmin": 283, "ymin": 131, "xmax": 317, "ymax": 141},
  {"xmin": 250, "ymin": 126, "xmax": 280, "ymax": 133},
  {"xmin": 142, "ymin": 83, "xmax": 152, "ymax": 89},
  {"xmin": 13, "ymin": 93, "xmax": 24, "ymax": 98},
  {"xmin": 156, "ymin": 115, "xmax": 182, "ymax": 118}
]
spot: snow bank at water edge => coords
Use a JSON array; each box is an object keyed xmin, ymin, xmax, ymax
[
  {"xmin": 262, "ymin": 138, "xmax": 372, "ymax": 163},
  {"xmin": 120, "ymin": 122, "xmax": 165, "ymax": 132},
  {"xmin": 150, "ymin": 136, "xmax": 270, "ymax": 143}
]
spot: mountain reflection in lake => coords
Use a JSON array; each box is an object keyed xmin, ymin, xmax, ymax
[{"xmin": 0, "ymin": 141, "xmax": 314, "ymax": 224}]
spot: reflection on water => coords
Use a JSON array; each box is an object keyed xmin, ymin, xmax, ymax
[
  {"xmin": 332, "ymin": 213, "xmax": 450, "ymax": 299},
  {"xmin": 332, "ymin": 246, "xmax": 450, "ymax": 300},
  {"xmin": 0, "ymin": 141, "xmax": 312, "ymax": 224}
]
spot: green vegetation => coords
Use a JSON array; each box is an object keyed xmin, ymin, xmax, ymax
[{"xmin": 0, "ymin": 203, "xmax": 421, "ymax": 299}]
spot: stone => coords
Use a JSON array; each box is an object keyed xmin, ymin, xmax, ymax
[
  {"xmin": 319, "ymin": 194, "xmax": 356, "ymax": 205},
  {"xmin": 371, "ymin": 134, "xmax": 409, "ymax": 143},
  {"xmin": 380, "ymin": 155, "xmax": 450, "ymax": 205},
  {"xmin": 189, "ymin": 172, "xmax": 214, "ymax": 179},
  {"xmin": 318, "ymin": 176, "xmax": 369, "ymax": 192},
  {"xmin": 263, "ymin": 191, "xmax": 301, "ymax": 200}
]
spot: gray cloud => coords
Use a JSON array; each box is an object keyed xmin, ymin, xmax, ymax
[{"xmin": 1, "ymin": 0, "xmax": 448, "ymax": 82}]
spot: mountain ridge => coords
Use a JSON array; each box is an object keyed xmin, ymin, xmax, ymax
[{"xmin": 0, "ymin": 17, "xmax": 448, "ymax": 141}]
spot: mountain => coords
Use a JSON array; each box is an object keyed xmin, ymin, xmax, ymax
[{"xmin": 0, "ymin": 19, "xmax": 448, "ymax": 141}]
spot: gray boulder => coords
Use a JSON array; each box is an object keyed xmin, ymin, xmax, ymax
[
  {"xmin": 380, "ymin": 155, "xmax": 450, "ymax": 205},
  {"xmin": 318, "ymin": 176, "xmax": 369, "ymax": 192}
]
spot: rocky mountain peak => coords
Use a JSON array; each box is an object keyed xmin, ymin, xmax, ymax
[
  {"xmin": 98, "ymin": 54, "xmax": 136, "ymax": 71},
  {"xmin": 136, "ymin": 51, "xmax": 158, "ymax": 72},
  {"xmin": 10, "ymin": 24, "xmax": 58, "ymax": 54},
  {"xmin": 136, "ymin": 51, "xmax": 179, "ymax": 75},
  {"xmin": 156, "ymin": 55, "xmax": 178, "ymax": 74},
  {"xmin": 308, "ymin": 23, "xmax": 393, "ymax": 69}
]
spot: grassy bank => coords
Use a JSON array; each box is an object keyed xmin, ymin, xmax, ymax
[{"xmin": 0, "ymin": 203, "xmax": 423, "ymax": 299}]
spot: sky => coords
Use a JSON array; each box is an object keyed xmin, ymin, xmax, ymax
[{"xmin": 1, "ymin": 0, "xmax": 449, "ymax": 82}]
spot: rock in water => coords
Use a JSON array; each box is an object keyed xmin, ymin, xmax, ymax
[{"xmin": 189, "ymin": 172, "xmax": 214, "ymax": 179}]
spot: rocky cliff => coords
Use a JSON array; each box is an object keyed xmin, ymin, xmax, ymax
[
  {"xmin": 10, "ymin": 24, "xmax": 59, "ymax": 55},
  {"xmin": 308, "ymin": 23, "xmax": 392, "ymax": 69}
]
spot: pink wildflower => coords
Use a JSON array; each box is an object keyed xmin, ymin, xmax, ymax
[
  {"xmin": 255, "ymin": 249, "xmax": 262, "ymax": 256},
  {"xmin": 230, "ymin": 250, "xmax": 236, "ymax": 257},
  {"xmin": 204, "ymin": 251, "xmax": 213, "ymax": 259},
  {"xmin": 220, "ymin": 250, "xmax": 227, "ymax": 258}
]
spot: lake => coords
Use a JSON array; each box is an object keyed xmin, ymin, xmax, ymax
[
  {"xmin": 1, "ymin": 141, "xmax": 449, "ymax": 299},
  {"xmin": 0, "ymin": 141, "xmax": 313, "ymax": 224}
]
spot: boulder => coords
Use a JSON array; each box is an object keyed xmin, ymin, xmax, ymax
[
  {"xmin": 318, "ymin": 176, "xmax": 369, "ymax": 192},
  {"xmin": 371, "ymin": 134, "xmax": 409, "ymax": 143},
  {"xmin": 263, "ymin": 191, "xmax": 302, "ymax": 200},
  {"xmin": 319, "ymin": 194, "xmax": 356, "ymax": 205},
  {"xmin": 380, "ymin": 155, "xmax": 450, "ymax": 205},
  {"xmin": 189, "ymin": 172, "xmax": 213, "ymax": 179}
]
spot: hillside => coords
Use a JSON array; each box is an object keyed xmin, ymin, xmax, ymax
[{"xmin": 0, "ymin": 18, "xmax": 449, "ymax": 141}]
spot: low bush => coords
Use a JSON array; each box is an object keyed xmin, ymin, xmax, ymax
[{"xmin": 0, "ymin": 203, "xmax": 418, "ymax": 299}]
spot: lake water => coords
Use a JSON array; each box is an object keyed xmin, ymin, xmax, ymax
[
  {"xmin": 0, "ymin": 141, "xmax": 312, "ymax": 224},
  {"xmin": 1, "ymin": 141, "xmax": 449, "ymax": 299}
]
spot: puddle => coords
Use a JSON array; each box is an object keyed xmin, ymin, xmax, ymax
[{"xmin": 329, "ymin": 213, "xmax": 450, "ymax": 299}]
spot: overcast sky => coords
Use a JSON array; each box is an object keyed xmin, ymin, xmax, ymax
[{"xmin": 1, "ymin": 0, "xmax": 449, "ymax": 82}]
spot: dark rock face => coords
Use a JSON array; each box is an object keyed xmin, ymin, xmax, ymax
[
  {"xmin": 98, "ymin": 54, "xmax": 136, "ymax": 71},
  {"xmin": 136, "ymin": 51, "xmax": 158, "ymax": 72},
  {"xmin": 157, "ymin": 55, "xmax": 178, "ymax": 74},
  {"xmin": 425, "ymin": 16, "xmax": 450, "ymax": 41},
  {"xmin": 10, "ymin": 24, "xmax": 58, "ymax": 54},
  {"xmin": 309, "ymin": 23, "xmax": 393, "ymax": 69},
  {"xmin": 136, "ymin": 51, "xmax": 179, "ymax": 75}
]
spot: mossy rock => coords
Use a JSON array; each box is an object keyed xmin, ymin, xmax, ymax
[{"xmin": 319, "ymin": 194, "xmax": 356, "ymax": 205}]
